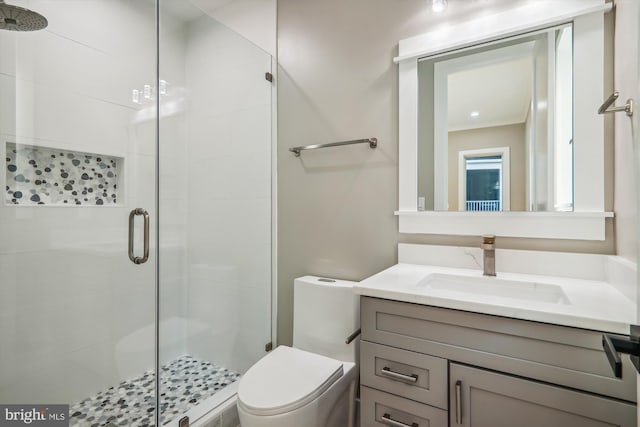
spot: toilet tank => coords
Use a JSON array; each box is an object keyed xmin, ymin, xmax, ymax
[{"xmin": 293, "ymin": 276, "xmax": 359, "ymax": 363}]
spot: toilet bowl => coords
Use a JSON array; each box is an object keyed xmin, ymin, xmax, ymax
[
  {"xmin": 237, "ymin": 276, "xmax": 360, "ymax": 427},
  {"xmin": 237, "ymin": 346, "xmax": 357, "ymax": 427}
]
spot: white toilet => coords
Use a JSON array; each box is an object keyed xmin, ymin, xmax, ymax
[{"xmin": 237, "ymin": 276, "xmax": 360, "ymax": 427}]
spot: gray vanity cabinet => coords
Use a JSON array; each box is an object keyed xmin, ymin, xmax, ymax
[
  {"xmin": 359, "ymin": 296, "xmax": 637, "ymax": 427},
  {"xmin": 450, "ymin": 363, "xmax": 634, "ymax": 427}
]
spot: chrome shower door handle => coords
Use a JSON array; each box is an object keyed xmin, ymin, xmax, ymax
[{"xmin": 128, "ymin": 208, "xmax": 150, "ymax": 264}]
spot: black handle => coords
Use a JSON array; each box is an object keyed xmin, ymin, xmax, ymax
[
  {"xmin": 602, "ymin": 333, "xmax": 640, "ymax": 378},
  {"xmin": 602, "ymin": 334, "xmax": 622, "ymax": 378}
]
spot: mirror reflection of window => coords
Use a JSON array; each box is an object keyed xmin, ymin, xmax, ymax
[
  {"xmin": 456, "ymin": 147, "xmax": 510, "ymax": 211},
  {"xmin": 417, "ymin": 23, "xmax": 573, "ymax": 213},
  {"xmin": 465, "ymin": 156, "xmax": 502, "ymax": 212}
]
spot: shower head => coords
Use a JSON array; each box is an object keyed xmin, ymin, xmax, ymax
[{"xmin": 0, "ymin": 0, "xmax": 47, "ymax": 31}]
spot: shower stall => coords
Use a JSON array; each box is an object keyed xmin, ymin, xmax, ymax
[{"xmin": 0, "ymin": 1, "xmax": 274, "ymax": 426}]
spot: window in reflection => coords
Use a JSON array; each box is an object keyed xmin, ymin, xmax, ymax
[{"xmin": 465, "ymin": 156, "xmax": 502, "ymax": 212}]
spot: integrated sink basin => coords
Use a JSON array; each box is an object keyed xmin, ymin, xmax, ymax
[
  {"xmin": 418, "ymin": 273, "xmax": 571, "ymax": 305},
  {"xmin": 354, "ymin": 255, "xmax": 637, "ymax": 334}
]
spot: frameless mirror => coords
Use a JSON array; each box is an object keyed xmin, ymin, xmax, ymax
[{"xmin": 417, "ymin": 24, "xmax": 573, "ymax": 212}]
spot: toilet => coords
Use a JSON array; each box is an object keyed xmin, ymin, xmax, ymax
[{"xmin": 237, "ymin": 276, "xmax": 360, "ymax": 427}]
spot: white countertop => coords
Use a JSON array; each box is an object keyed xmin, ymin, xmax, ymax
[{"xmin": 354, "ymin": 263, "xmax": 636, "ymax": 335}]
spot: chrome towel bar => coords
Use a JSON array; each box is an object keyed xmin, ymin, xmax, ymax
[
  {"xmin": 598, "ymin": 91, "xmax": 633, "ymax": 117},
  {"xmin": 289, "ymin": 137, "xmax": 377, "ymax": 157}
]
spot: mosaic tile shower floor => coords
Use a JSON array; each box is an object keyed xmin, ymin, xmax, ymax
[{"xmin": 69, "ymin": 355, "xmax": 240, "ymax": 427}]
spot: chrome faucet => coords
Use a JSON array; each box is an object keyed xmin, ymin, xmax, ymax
[{"xmin": 481, "ymin": 235, "xmax": 496, "ymax": 277}]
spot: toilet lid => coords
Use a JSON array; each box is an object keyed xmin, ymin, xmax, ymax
[{"xmin": 238, "ymin": 346, "xmax": 344, "ymax": 416}]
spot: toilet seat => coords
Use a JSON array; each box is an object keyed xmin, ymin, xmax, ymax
[{"xmin": 237, "ymin": 346, "xmax": 344, "ymax": 416}]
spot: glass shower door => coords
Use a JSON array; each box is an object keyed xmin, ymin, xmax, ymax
[
  {"xmin": 0, "ymin": 1, "xmax": 159, "ymax": 425},
  {"xmin": 158, "ymin": 1, "xmax": 274, "ymax": 424}
]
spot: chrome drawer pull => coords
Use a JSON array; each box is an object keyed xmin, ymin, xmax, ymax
[
  {"xmin": 380, "ymin": 367, "xmax": 418, "ymax": 384},
  {"xmin": 381, "ymin": 413, "xmax": 418, "ymax": 427},
  {"xmin": 455, "ymin": 380, "xmax": 462, "ymax": 424}
]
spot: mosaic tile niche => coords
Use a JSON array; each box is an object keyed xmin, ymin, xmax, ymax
[{"xmin": 5, "ymin": 142, "xmax": 122, "ymax": 206}]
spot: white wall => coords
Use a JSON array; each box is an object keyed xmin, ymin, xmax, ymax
[
  {"xmin": 533, "ymin": 35, "xmax": 550, "ymax": 211},
  {"xmin": 610, "ymin": 3, "xmax": 640, "ymax": 414},
  {"xmin": 183, "ymin": 15, "xmax": 272, "ymax": 375},
  {"xmin": 613, "ymin": 0, "xmax": 639, "ymax": 263},
  {"xmin": 554, "ymin": 28, "xmax": 573, "ymax": 211},
  {"xmin": 191, "ymin": 0, "xmax": 276, "ymax": 57}
]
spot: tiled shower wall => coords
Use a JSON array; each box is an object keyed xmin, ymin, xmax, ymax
[
  {"xmin": 0, "ymin": 0, "xmax": 272, "ymax": 410},
  {"xmin": 0, "ymin": 0, "xmax": 187, "ymax": 404}
]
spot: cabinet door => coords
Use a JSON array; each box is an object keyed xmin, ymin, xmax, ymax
[{"xmin": 450, "ymin": 363, "xmax": 636, "ymax": 427}]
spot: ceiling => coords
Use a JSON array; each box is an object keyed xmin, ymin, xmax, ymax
[
  {"xmin": 420, "ymin": 0, "xmax": 541, "ymax": 29},
  {"xmin": 447, "ymin": 56, "xmax": 533, "ymax": 132},
  {"xmin": 158, "ymin": 0, "xmax": 544, "ymax": 27}
]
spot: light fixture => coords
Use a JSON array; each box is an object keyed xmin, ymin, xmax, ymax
[
  {"xmin": 470, "ymin": 111, "xmax": 480, "ymax": 118},
  {"xmin": 132, "ymin": 81, "xmax": 170, "ymax": 105},
  {"xmin": 432, "ymin": 0, "xmax": 447, "ymax": 13}
]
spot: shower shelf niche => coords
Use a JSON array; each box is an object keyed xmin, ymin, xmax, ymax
[{"xmin": 5, "ymin": 142, "xmax": 123, "ymax": 206}]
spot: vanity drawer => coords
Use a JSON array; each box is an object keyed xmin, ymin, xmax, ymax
[
  {"xmin": 361, "ymin": 386, "xmax": 448, "ymax": 427},
  {"xmin": 361, "ymin": 340, "xmax": 447, "ymax": 409},
  {"xmin": 361, "ymin": 296, "xmax": 636, "ymax": 402}
]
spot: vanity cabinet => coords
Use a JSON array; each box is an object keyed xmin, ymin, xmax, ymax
[
  {"xmin": 450, "ymin": 363, "xmax": 634, "ymax": 427},
  {"xmin": 359, "ymin": 296, "xmax": 637, "ymax": 427}
]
